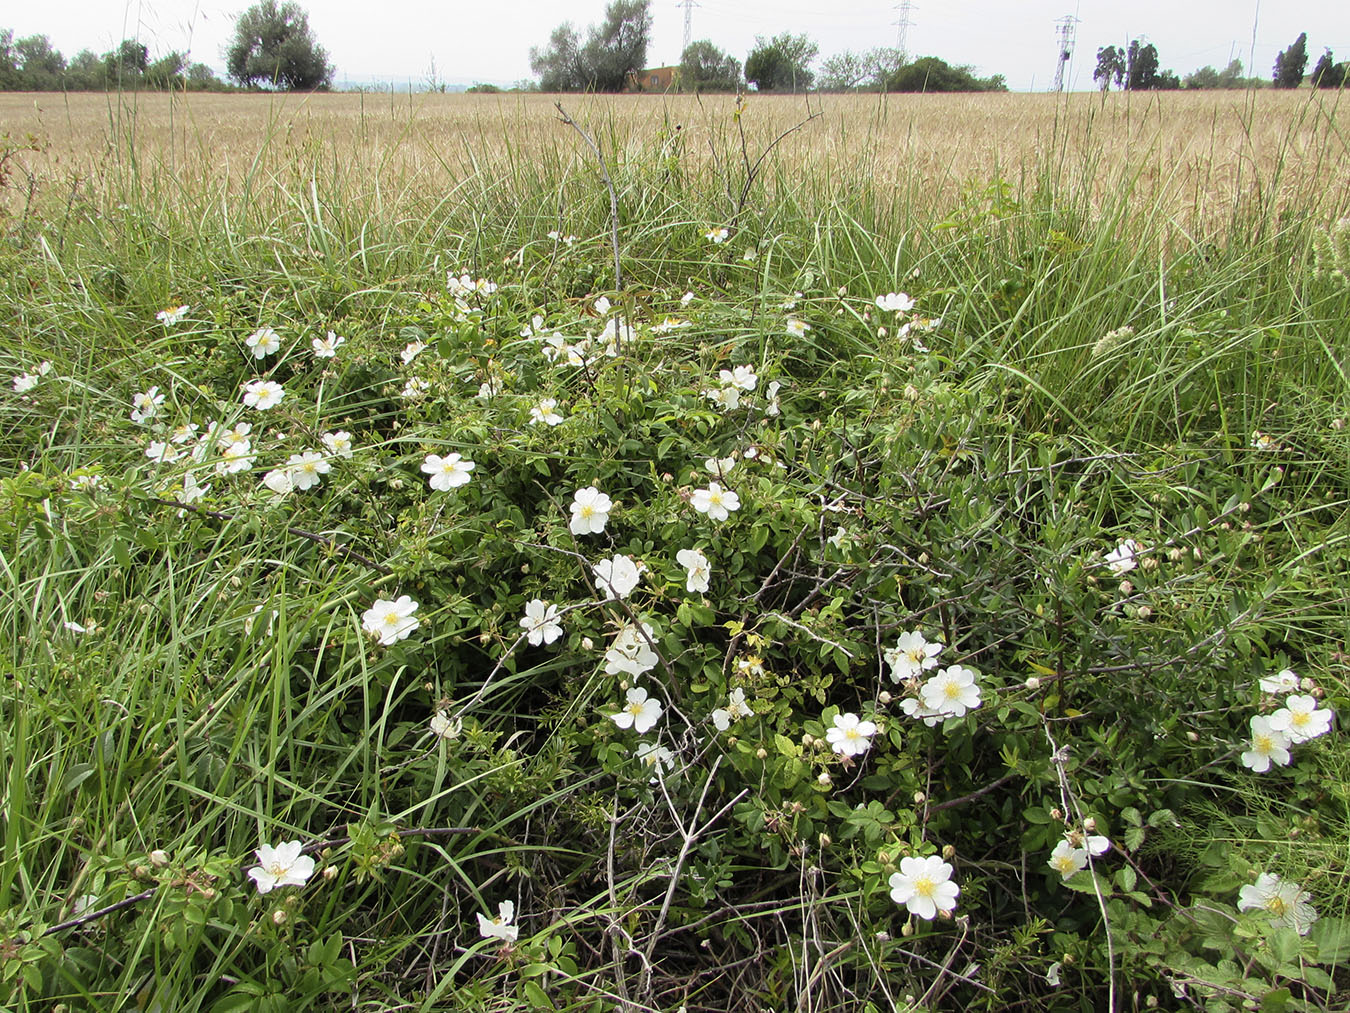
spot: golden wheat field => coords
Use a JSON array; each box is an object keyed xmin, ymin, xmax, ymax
[{"xmin": 3, "ymin": 89, "xmax": 1347, "ymax": 229}]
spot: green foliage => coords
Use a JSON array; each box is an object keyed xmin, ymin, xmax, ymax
[
  {"xmin": 529, "ymin": 0, "xmax": 652, "ymax": 92},
  {"xmin": 1095, "ymin": 45, "xmax": 1126, "ymax": 91},
  {"xmin": 1311, "ymin": 50, "xmax": 1346, "ymax": 89},
  {"xmin": 679, "ymin": 40, "xmax": 740, "ymax": 93},
  {"xmin": 744, "ymin": 32, "xmax": 818, "ymax": 92},
  {"xmin": 887, "ymin": 56, "xmax": 1007, "ymax": 93},
  {"xmin": 226, "ymin": 0, "xmax": 334, "ymax": 91},
  {"xmin": 1274, "ymin": 33, "xmax": 1309, "ymax": 89},
  {"xmin": 818, "ymin": 47, "xmax": 902, "ymax": 92}
]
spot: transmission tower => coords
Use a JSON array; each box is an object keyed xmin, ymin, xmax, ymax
[
  {"xmin": 893, "ymin": 1, "xmax": 917, "ymax": 62},
  {"xmin": 678, "ymin": 0, "xmax": 699, "ymax": 55},
  {"xmin": 1051, "ymin": 15, "xmax": 1079, "ymax": 92}
]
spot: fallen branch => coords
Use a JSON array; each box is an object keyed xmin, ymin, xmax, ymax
[{"xmin": 555, "ymin": 102, "xmax": 623, "ymax": 294}]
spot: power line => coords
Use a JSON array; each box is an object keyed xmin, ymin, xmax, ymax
[
  {"xmin": 1051, "ymin": 14, "xmax": 1079, "ymax": 92},
  {"xmin": 677, "ymin": 0, "xmax": 699, "ymax": 54},
  {"xmin": 893, "ymin": 1, "xmax": 916, "ymax": 62}
]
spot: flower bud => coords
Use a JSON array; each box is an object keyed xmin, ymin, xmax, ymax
[
  {"xmin": 1332, "ymin": 418, "xmax": 1345, "ymax": 431},
  {"xmin": 1168, "ymin": 547, "xmax": 1184, "ymax": 562},
  {"xmin": 941, "ymin": 844, "xmax": 955, "ymax": 860},
  {"xmin": 878, "ymin": 690, "xmax": 892, "ymax": 705},
  {"xmin": 581, "ymin": 636, "xmax": 594, "ymax": 651},
  {"xmin": 802, "ymin": 733, "xmax": 815, "ymax": 748},
  {"xmin": 901, "ymin": 921, "xmax": 914, "ymax": 937},
  {"xmin": 913, "ymin": 791, "xmax": 926, "ymax": 805},
  {"xmin": 818, "ymin": 833, "xmax": 831, "ymax": 849},
  {"xmin": 134, "ymin": 865, "xmax": 151, "ymax": 878},
  {"xmin": 817, "ymin": 771, "xmax": 832, "ymax": 787},
  {"xmin": 1025, "ymin": 676, "xmax": 1040, "ymax": 690},
  {"xmin": 874, "ymin": 930, "xmax": 891, "ymax": 942},
  {"xmin": 756, "ymin": 747, "xmax": 768, "ymax": 759},
  {"xmin": 1082, "ymin": 817, "xmax": 1097, "ymax": 832},
  {"xmin": 323, "ymin": 865, "xmax": 338, "ymax": 881},
  {"xmin": 1136, "ymin": 605, "xmax": 1153, "ymax": 619},
  {"xmin": 148, "ymin": 850, "xmax": 169, "ymax": 868},
  {"xmin": 1186, "ymin": 730, "xmax": 1199, "ymax": 742},
  {"xmin": 272, "ymin": 909, "xmax": 288, "ymax": 925},
  {"xmin": 878, "ymin": 326, "xmax": 888, "ymax": 338},
  {"xmin": 1050, "ymin": 807, "xmax": 1063, "ymax": 822},
  {"xmin": 1119, "ymin": 581, "xmax": 1133, "ymax": 595}
]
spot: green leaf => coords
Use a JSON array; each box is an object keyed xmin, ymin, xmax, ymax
[
  {"xmin": 1258, "ymin": 987, "xmax": 1290, "ymax": 1013},
  {"xmin": 521, "ymin": 980, "xmax": 554, "ymax": 1010},
  {"xmin": 1310, "ymin": 916, "xmax": 1350, "ymax": 963}
]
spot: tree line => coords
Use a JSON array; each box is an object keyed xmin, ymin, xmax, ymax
[
  {"xmin": 531, "ymin": 1, "xmax": 1006, "ymax": 94},
  {"xmin": 0, "ymin": 30, "xmax": 229, "ymax": 91},
  {"xmin": 0, "ymin": 1, "xmax": 334, "ymax": 93},
  {"xmin": 1095, "ymin": 32, "xmax": 1347, "ymax": 91}
]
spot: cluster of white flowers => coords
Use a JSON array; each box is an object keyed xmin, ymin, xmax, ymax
[
  {"xmin": 446, "ymin": 273, "xmax": 498, "ymax": 299},
  {"xmin": 884, "ymin": 630, "xmax": 943, "ymax": 682},
  {"xmin": 594, "ymin": 554, "xmax": 641, "ymax": 600},
  {"xmin": 1241, "ymin": 668, "xmax": 1333, "ymax": 772},
  {"xmin": 900, "ymin": 664, "xmax": 983, "ymax": 727},
  {"xmin": 12, "ymin": 361, "xmax": 53, "ymax": 393},
  {"xmin": 604, "ymin": 621, "xmax": 658, "ymax": 677},
  {"xmin": 704, "ymin": 227, "xmax": 729, "ymax": 244},
  {"xmin": 702, "ymin": 364, "xmax": 757, "ymax": 411}
]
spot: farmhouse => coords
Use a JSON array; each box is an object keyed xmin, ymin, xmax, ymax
[{"xmin": 626, "ymin": 66, "xmax": 679, "ymax": 92}]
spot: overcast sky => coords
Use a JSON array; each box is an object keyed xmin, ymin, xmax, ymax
[{"xmin": 6, "ymin": 1, "xmax": 1346, "ymax": 91}]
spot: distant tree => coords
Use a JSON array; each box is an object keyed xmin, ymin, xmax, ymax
[
  {"xmin": 530, "ymin": 23, "xmax": 587, "ymax": 91},
  {"xmin": 679, "ymin": 40, "xmax": 739, "ymax": 92},
  {"xmin": 465, "ymin": 82, "xmax": 502, "ymax": 93},
  {"xmin": 744, "ymin": 33, "xmax": 817, "ymax": 92},
  {"xmin": 1273, "ymin": 32, "xmax": 1308, "ymax": 89},
  {"xmin": 186, "ymin": 62, "xmax": 222, "ymax": 90},
  {"xmin": 1218, "ymin": 59, "xmax": 1246, "ymax": 88},
  {"xmin": 887, "ymin": 56, "xmax": 1006, "ymax": 93},
  {"xmin": 146, "ymin": 51, "xmax": 187, "ymax": 89},
  {"xmin": 1094, "ymin": 46, "xmax": 1126, "ymax": 91},
  {"xmin": 103, "ymin": 39, "xmax": 148, "ymax": 80},
  {"xmin": 1311, "ymin": 49, "xmax": 1345, "ymax": 89},
  {"xmin": 64, "ymin": 50, "xmax": 105, "ymax": 89},
  {"xmin": 1126, "ymin": 40, "xmax": 1159, "ymax": 90},
  {"xmin": 530, "ymin": 1, "xmax": 651, "ymax": 92},
  {"xmin": 582, "ymin": 0, "xmax": 651, "ymax": 92},
  {"xmin": 0, "ymin": 29, "xmax": 19, "ymax": 90},
  {"xmin": 819, "ymin": 47, "xmax": 901, "ymax": 91},
  {"xmin": 1154, "ymin": 69, "xmax": 1182, "ymax": 90},
  {"xmin": 1184, "ymin": 64, "xmax": 1220, "ymax": 90},
  {"xmin": 226, "ymin": 0, "xmax": 334, "ymax": 90},
  {"xmin": 15, "ymin": 34, "xmax": 66, "ymax": 89}
]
